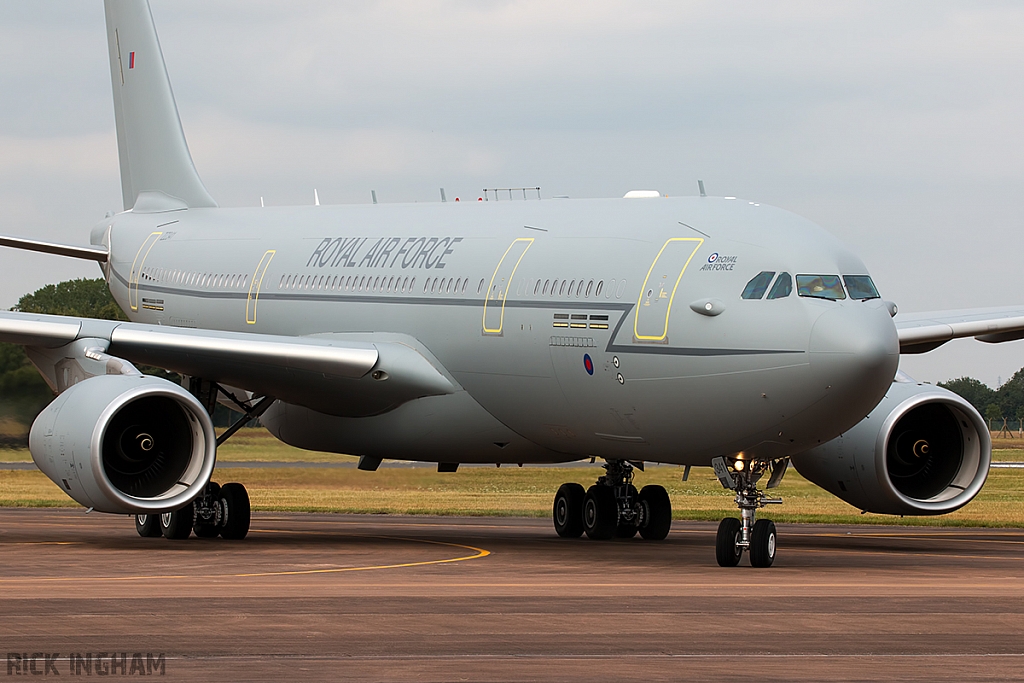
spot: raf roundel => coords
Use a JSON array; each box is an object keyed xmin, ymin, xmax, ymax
[
  {"xmin": 583, "ymin": 354, "xmax": 594, "ymax": 375},
  {"xmin": 707, "ymin": 252, "xmax": 719, "ymax": 264}
]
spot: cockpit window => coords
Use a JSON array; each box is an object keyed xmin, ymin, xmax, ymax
[
  {"xmin": 796, "ymin": 274, "xmax": 846, "ymax": 300},
  {"xmin": 844, "ymin": 275, "xmax": 880, "ymax": 300},
  {"xmin": 741, "ymin": 271, "xmax": 775, "ymax": 300},
  {"xmin": 767, "ymin": 272, "xmax": 792, "ymax": 299}
]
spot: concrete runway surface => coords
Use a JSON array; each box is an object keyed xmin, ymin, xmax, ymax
[{"xmin": 1, "ymin": 509, "xmax": 1023, "ymax": 682}]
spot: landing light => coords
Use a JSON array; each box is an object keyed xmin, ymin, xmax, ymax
[{"xmin": 734, "ymin": 460, "xmax": 745, "ymax": 471}]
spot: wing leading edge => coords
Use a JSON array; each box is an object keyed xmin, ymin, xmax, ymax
[
  {"xmin": 0, "ymin": 310, "xmax": 455, "ymax": 417},
  {"xmin": 896, "ymin": 306, "xmax": 1024, "ymax": 354}
]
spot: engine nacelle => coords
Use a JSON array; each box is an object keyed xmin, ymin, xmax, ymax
[
  {"xmin": 29, "ymin": 374, "xmax": 216, "ymax": 514},
  {"xmin": 792, "ymin": 379, "xmax": 990, "ymax": 515}
]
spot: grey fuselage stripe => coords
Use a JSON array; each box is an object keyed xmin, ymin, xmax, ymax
[{"xmin": 118, "ymin": 271, "xmax": 803, "ymax": 358}]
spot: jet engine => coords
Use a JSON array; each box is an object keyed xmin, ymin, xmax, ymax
[
  {"xmin": 791, "ymin": 377, "xmax": 990, "ymax": 515},
  {"xmin": 29, "ymin": 374, "xmax": 216, "ymax": 514}
]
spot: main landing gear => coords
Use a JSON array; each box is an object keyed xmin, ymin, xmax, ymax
[
  {"xmin": 711, "ymin": 456, "xmax": 788, "ymax": 568},
  {"xmin": 135, "ymin": 481, "xmax": 251, "ymax": 541},
  {"xmin": 553, "ymin": 460, "xmax": 671, "ymax": 541},
  {"xmin": 133, "ymin": 377, "xmax": 269, "ymax": 541}
]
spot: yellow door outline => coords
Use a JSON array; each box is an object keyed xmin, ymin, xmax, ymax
[
  {"xmin": 482, "ymin": 237, "xmax": 534, "ymax": 334},
  {"xmin": 246, "ymin": 250, "xmax": 276, "ymax": 324},
  {"xmin": 128, "ymin": 232, "xmax": 162, "ymax": 312},
  {"xmin": 634, "ymin": 237, "xmax": 704, "ymax": 342}
]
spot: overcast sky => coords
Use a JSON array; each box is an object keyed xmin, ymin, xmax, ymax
[{"xmin": 1, "ymin": 1, "xmax": 1023, "ymax": 387}]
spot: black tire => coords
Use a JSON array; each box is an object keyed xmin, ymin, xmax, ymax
[
  {"xmin": 553, "ymin": 483, "xmax": 586, "ymax": 538},
  {"xmin": 135, "ymin": 514, "xmax": 161, "ymax": 538},
  {"xmin": 219, "ymin": 482, "xmax": 251, "ymax": 540},
  {"xmin": 614, "ymin": 484, "xmax": 640, "ymax": 538},
  {"xmin": 583, "ymin": 485, "xmax": 616, "ymax": 540},
  {"xmin": 716, "ymin": 517, "xmax": 742, "ymax": 567},
  {"xmin": 193, "ymin": 482, "xmax": 222, "ymax": 538},
  {"xmin": 160, "ymin": 503, "xmax": 194, "ymax": 540},
  {"xmin": 749, "ymin": 519, "xmax": 777, "ymax": 568},
  {"xmin": 637, "ymin": 485, "xmax": 671, "ymax": 540}
]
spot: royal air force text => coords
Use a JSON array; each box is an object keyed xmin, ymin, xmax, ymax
[{"xmin": 307, "ymin": 237, "xmax": 463, "ymax": 271}]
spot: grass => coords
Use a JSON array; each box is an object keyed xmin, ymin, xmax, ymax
[{"xmin": 3, "ymin": 457, "xmax": 1024, "ymax": 527}]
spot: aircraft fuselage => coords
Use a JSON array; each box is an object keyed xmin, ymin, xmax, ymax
[{"xmin": 94, "ymin": 194, "xmax": 899, "ymax": 466}]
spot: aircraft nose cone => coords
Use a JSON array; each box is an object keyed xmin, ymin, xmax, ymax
[{"xmin": 809, "ymin": 303, "xmax": 899, "ymax": 419}]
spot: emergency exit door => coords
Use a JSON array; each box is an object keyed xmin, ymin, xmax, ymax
[{"xmin": 633, "ymin": 237, "xmax": 704, "ymax": 342}]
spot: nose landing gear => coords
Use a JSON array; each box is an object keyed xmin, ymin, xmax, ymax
[
  {"xmin": 712, "ymin": 456, "xmax": 787, "ymax": 567},
  {"xmin": 552, "ymin": 460, "xmax": 672, "ymax": 541}
]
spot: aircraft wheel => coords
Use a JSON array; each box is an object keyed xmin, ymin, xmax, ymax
[
  {"xmin": 749, "ymin": 519, "xmax": 777, "ymax": 568},
  {"xmin": 219, "ymin": 483, "xmax": 251, "ymax": 540},
  {"xmin": 637, "ymin": 485, "xmax": 671, "ymax": 540},
  {"xmin": 193, "ymin": 482, "xmax": 222, "ymax": 538},
  {"xmin": 553, "ymin": 483, "xmax": 585, "ymax": 538},
  {"xmin": 160, "ymin": 503, "xmax": 195, "ymax": 540},
  {"xmin": 615, "ymin": 484, "xmax": 640, "ymax": 538},
  {"xmin": 716, "ymin": 517, "xmax": 742, "ymax": 567},
  {"xmin": 583, "ymin": 485, "xmax": 616, "ymax": 540},
  {"xmin": 135, "ymin": 514, "xmax": 161, "ymax": 538}
]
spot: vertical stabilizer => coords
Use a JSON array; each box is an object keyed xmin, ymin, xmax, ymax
[{"xmin": 104, "ymin": 0, "xmax": 216, "ymax": 210}]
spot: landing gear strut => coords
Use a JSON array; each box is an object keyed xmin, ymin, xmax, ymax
[
  {"xmin": 712, "ymin": 456, "xmax": 787, "ymax": 568},
  {"xmin": 552, "ymin": 460, "xmax": 671, "ymax": 541}
]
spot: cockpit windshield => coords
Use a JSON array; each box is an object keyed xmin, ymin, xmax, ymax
[
  {"xmin": 767, "ymin": 272, "xmax": 792, "ymax": 299},
  {"xmin": 796, "ymin": 274, "xmax": 846, "ymax": 300},
  {"xmin": 843, "ymin": 275, "xmax": 880, "ymax": 300},
  {"xmin": 740, "ymin": 271, "xmax": 775, "ymax": 300}
]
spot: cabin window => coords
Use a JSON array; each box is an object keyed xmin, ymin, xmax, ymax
[
  {"xmin": 767, "ymin": 272, "xmax": 792, "ymax": 300},
  {"xmin": 559, "ymin": 280, "xmax": 567, "ymax": 296},
  {"xmin": 844, "ymin": 275, "xmax": 880, "ymax": 300},
  {"xmin": 585, "ymin": 280, "xmax": 593, "ymax": 297},
  {"xmin": 576, "ymin": 280, "xmax": 584, "ymax": 297},
  {"xmin": 796, "ymin": 274, "xmax": 846, "ymax": 300},
  {"xmin": 741, "ymin": 271, "xmax": 775, "ymax": 300}
]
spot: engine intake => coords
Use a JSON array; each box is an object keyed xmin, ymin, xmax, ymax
[
  {"xmin": 30, "ymin": 374, "xmax": 216, "ymax": 514},
  {"xmin": 792, "ymin": 380, "xmax": 990, "ymax": 515}
]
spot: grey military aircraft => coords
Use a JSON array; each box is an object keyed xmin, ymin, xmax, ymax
[{"xmin": 2, "ymin": 0, "xmax": 1022, "ymax": 567}]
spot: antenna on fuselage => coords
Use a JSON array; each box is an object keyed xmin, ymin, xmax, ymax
[
  {"xmin": 698, "ymin": 180, "xmax": 706, "ymax": 197},
  {"xmin": 440, "ymin": 188, "xmax": 447, "ymax": 203},
  {"xmin": 314, "ymin": 189, "xmax": 320, "ymax": 206},
  {"xmin": 260, "ymin": 196, "xmax": 264, "ymax": 208},
  {"xmin": 371, "ymin": 190, "xmax": 378, "ymax": 205}
]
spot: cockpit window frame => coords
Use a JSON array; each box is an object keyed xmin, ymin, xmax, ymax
[
  {"xmin": 843, "ymin": 275, "xmax": 881, "ymax": 301},
  {"xmin": 796, "ymin": 274, "xmax": 847, "ymax": 301},
  {"xmin": 767, "ymin": 272, "xmax": 792, "ymax": 300},
  {"xmin": 740, "ymin": 271, "xmax": 776, "ymax": 300}
]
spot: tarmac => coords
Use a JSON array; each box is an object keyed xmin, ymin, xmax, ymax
[{"xmin": 1, "ymin": 508, "xmax": 1023, "ymax": 682}]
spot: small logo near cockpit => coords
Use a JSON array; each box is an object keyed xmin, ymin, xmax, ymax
[
  {"xmin": 583, "ymin": 354, "xmax": 594, "ymax": 375},
  {"xmin": 700, "ymin": 254, "xmax": 737, "ymax": 271}
]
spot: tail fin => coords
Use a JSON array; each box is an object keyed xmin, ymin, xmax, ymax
[{"xmin": 104, "ymin": 0, "xmax": 216, "ymax": 210}]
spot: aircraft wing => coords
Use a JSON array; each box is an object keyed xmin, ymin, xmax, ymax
[
  {"xmin": 0, "ymin": 310, "xmax": 455, "ymax": 417},
  {"xmin": 896, "ymin": 306, "xmax": 1024, "ymax": 354}
]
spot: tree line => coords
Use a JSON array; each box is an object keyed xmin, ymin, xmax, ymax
[
  {"xmin": 1, "ymin": 279, "xmax": 127, "ymax": 432},
  {"xmin": 937, "ymin": 373, "xmax": 1024, "ymax": 423}
]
